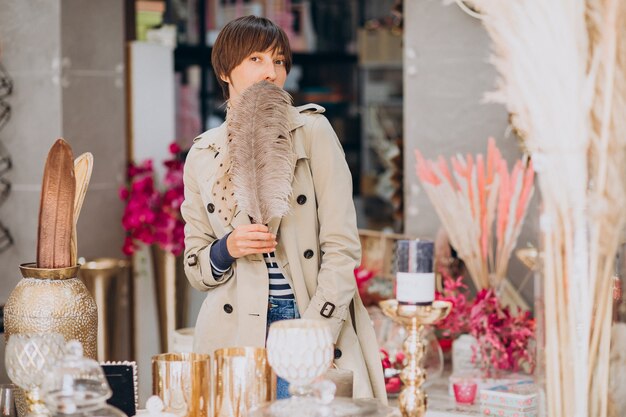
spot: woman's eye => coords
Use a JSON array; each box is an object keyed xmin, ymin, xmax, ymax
[
  {"xmin": 274, "ymin": 59, "xmax": 285, "ymax": 65},
  {"xmin": 250, "ymin": 56, "xmax": 260, "ymax": 62}
]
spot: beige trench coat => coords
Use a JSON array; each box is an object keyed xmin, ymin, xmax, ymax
[{"xmin": 181, "ymin": 104, "xmax": 386, "ymax": 403}]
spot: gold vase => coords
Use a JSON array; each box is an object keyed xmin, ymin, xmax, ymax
[
  {"xmin": 214, "ymin": 347, "xmax": 275, "ymax": 417},
  {"xmin": 79, "ymin": 258, "xmax": 132, "ymax": 362},
  {"xmin": 4, "ymin": 263, "xmax": 98, "ymax": 359},
  {"xmin": 152, "ymin": 353, "xmax": 211, "ymax": 417},
  {"xmin": 151, "ymin": 246, "xmax": 187, "ymax": 353}
]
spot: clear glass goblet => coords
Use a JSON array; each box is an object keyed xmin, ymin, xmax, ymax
[
  {"xmin": 5, "ymin": 333, "xmax": 65, "ymax": 417},
  {"xmin": 266, "ymin": 319, "xmax": 334, "ymax": 398}
]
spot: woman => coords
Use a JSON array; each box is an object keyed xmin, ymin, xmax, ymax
[{"xmin": 181, "ymin": 15, "xmax": 386, "ymax": 402}]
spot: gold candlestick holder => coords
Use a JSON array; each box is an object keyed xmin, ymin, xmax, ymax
[{"xmin": 379, "ymin": 300, "xmax": 452, "ymax": 417}]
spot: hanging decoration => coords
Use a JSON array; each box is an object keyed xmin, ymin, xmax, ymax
[{"xmin": 0, "ymin": 61, "xmax": 13, "ymax": 253}]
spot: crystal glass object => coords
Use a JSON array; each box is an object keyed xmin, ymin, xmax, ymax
[
  {"xmin": 266, "ymin": 319, "xmax": 334, "ymax": 397},
  {"xmin": 259, "ymin": 319, "xmax": 399, "ymax": 416},
  {"xmin": 0, "ymin": 384, "xmax": 17, "ymax": 417},
  {"xmin": 41, "ymin": 340, "xmax": 126, "ymax": 417},
  {"xmin": 5, "ymin": 333, "xmax": 65, "ymax": 417}
]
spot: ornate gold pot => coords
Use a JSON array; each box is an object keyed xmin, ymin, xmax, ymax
[{"xmin": 4, "ymin": 263, "xmax": 98, "ymax": 359}]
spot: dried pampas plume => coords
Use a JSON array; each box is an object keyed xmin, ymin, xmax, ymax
[{"xmin": 228, "ymin": 81, "xmax": 296, "ymax": 224}]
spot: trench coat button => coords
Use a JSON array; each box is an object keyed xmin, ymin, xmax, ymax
[
  {"xmin": 334, "ymin": 348, "xmax": 342, "ymax": 359},
  {"xmin": 223, "ymin": 304, "xmax": 233, "ymax": 314},
  {"xmin": 207, "ymin": 203, "xmax": 215, "ymax": 213},
  {"xmin": 296, "ymin": 194, "xmax": 307, "ymax": 205},
  {"xmin": 304, "ymin": 249, "xmax": 314, "ymax": 259}
]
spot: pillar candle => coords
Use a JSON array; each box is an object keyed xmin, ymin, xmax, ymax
[{"xmin": 395, "ymin": 239, "xmax": 435, "ymax": 305}]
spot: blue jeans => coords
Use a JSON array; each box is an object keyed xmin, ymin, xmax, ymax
[{"xmin": 267, "ymin": 297, "xmax": 300, "ymax": 400}]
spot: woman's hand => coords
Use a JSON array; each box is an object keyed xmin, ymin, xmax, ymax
[{"xmin": 226, "ymin": 224, "xmax": 277, "ymax": 258}]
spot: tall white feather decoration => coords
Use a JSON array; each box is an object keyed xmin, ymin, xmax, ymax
[
  {"xmin": 227, "ymin": 81, "xmax": 296, "ymax": 224},
  {"xmin": 472, "ymin": 0, "xmax": 626, "ymax": 416}
]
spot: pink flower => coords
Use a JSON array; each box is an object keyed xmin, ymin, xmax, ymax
[
  {"xmin": 354, "ymin": 266, "xmax": 374, "ymax": 290},
  {"xmin": 469, "ymin": 289, "xmax": 535, "ymax": 375},
  {"xmin": 169, "ymin": 142, "xmax": 181, "ymax": 154},
  {"xmin": 434, "ymin": 271, "xmax": 535, "ymax": 375},
  {"xmin": 385, "ymin": 377, "xmax": 401, "ymax": 393},
  {"xmin": 435, "ymin": 274, "xmax": 472, "ymax": 338},
  {"xmin": 119, "ymin": 145, "xmax": 187, "ymax": 256}
]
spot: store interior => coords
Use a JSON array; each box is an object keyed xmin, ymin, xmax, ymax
[{"xmin": 6, "ymin": 1, "xmax": 616, "ymax": 415}]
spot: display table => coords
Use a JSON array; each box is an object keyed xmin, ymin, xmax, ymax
[
  {"xmin": 424, "ymin": 378, "xmax": 480, "ymax": 416},
  {"xmin": 388, "ymin": 377, "xmax": 480, "ymax": 417}
]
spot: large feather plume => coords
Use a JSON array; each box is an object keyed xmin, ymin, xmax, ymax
[{"xmin": 228, "ymin": 81, "xmax": 296, "ymax": 224}]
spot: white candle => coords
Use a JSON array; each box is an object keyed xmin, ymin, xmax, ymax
[
  {"xmin": 395, "ymin": 240, "xmax": 435, "ymax": 305},
  {"xmin": 396, "ymin": 272, "xmax": 435, "ymax": 305}
]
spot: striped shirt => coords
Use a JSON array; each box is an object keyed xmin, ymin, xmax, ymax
[{"xmin": 264, "ymin": 252, "xmax": 295, "ymax": 299}]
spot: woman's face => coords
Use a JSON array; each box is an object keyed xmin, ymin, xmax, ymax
[{"xmin": 224, "ymin": 49, "xmax": 288, "ymax": 105}]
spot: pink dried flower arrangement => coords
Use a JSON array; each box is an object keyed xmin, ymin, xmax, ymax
[
  {"xmin": 434, "ymin": 271, "xmax": 535, "ymax": 375},
  {"xmin": 120, "ymin": 143, "xmax": 185, "ymax": 256},
  {"xmin": 469, "ymin": 289, "xmax": 535, "ymax": 375},
  {"xmin": 435, "ymin": 274, "xmax": 472, "ymax": 339}
]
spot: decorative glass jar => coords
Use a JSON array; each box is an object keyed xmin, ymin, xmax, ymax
[{"xmin": 41, "ymin": 341, "xmax": 125, "ymax": 417}]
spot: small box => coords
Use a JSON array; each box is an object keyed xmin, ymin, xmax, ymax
[
  {"xmin": 479, "ymin": 405, "xmax": 538, "ymax": 417},
  {"xmin": 479, "ymin": 380, "xmax": 538, "ymax": 411}
]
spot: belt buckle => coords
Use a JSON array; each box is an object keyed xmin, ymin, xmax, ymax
[{"xmin": 320, "ymin": 301, "xmax": 335, "ymax": 318}]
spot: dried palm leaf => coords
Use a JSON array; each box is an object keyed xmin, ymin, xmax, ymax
[
  {"xmin": 227, "ymin": 81, "xmax": 296, "ymax": 224},
  {"xmin": 70, "ymin": 152, "xmax": 94, "ymax": 265},
  {"xmin": 474, "ymin": 0, "xmax": 626, "ymax": 416},
  {"xmin": 585, "ymin": 1, "xmax": 626, "ymax": 416},
  {"xmin": 472, "ymin": 1, "xmax": 592, "ymax": 416},
  {"xmin": 37, "ymin": 139, "xmax": 76, "ymax": 269}
]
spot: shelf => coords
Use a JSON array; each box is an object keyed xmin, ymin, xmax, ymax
[
  {"xmin": 359, "ymin": 61, "xmax": 402, "ymax": 70},
  {"xmin": 174, "ymin": 44, "xmax": 211, "ymax": 70},
  {"xmin": 174, "ymin": 44, "xmax": 358, "ymax": 71},
  {"xmin": 362, "ymin": 99, "xmax": 403, "ymax": 107}
]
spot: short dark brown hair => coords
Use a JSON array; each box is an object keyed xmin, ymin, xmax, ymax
[{"xmin": 212, "ymin": 16, "xmax": 292, "ymax": 100}]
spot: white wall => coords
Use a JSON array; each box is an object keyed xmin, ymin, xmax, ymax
[{"xmin": 403, "ymin": 0, "xmax": 539, "ymax": 303}]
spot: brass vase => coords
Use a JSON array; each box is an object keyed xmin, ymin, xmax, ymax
[
  {"xmin": 214, "ymin": 347, "xmax": 275, "ymax": 417},
  {"xmin": 4, "ymin": 263, "xmax": 98, "ymax": 359},
  {"xmin": 151, "ymin": 246, "xmax": 187, "ymax": 353},
  {"xmin": 79, "ymin": 258, "xmax": 132, "ymax": 362},
  {"xmin": 152, "ymin": 353, "xmax": 211, "ymax": 417}
]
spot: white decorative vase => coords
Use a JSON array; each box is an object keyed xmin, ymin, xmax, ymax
[{"xmin": 266, "ymin": 319, "xmax": 333, "ymax": 395}]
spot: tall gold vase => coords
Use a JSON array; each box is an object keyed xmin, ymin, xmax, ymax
[
  {"xmin": 4, "ymin": 263, "xmax": 98, "ymax": 359},
  {"xmin": 151, "ymin": 246, "xmax": 187, "ymax": 353},
  {"xmin": 79, "ymin": 258, "xmax": 132, "ymax": 362}
]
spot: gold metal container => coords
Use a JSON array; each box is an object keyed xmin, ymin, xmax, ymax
[
  {"xmin": 214, "ymin": 347, "xmax": 275, "ymax": 417},
  {"xmin": 152, "ymin": 353, "xmax": 211, "ymax": 417},
  {"xmin": 4, "ymin": 263, "xmax": 98, "ymax": 359},
  {"xmin": 151, "ymin": 246, "xmax": 188, "ymax": 353},
  {"xmin": 79, "ymin": 258, "xmax": 132, "ymax": 362}
]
